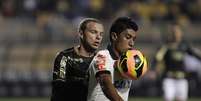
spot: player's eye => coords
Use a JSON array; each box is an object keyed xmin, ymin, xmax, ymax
[
  {"xmin": 100, "ymin": 32, "xmax": 103, "ymax": 37},
  {"xmin": 89, "ymin": 30, "xmax": 97, "ymax": 34},
  {"xmin": 126, "ymin": 34, "xmax": 132, "ymax": 39},
  {"xmin": 132, "ymin": 36, "xmax": 136, "ymax": 41}
]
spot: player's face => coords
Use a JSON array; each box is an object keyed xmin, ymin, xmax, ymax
[
  {"xmin": 83, "ymin": 22, "xmax": 104, "ymax": 50},
  {"xmin": 167, "ymin": 25, "xmax": 182, "ymax": 43},
  {"xmin": 115, "ymin": 29, "xmax": 137, "ymax": 54},
  {"xmin": 173, "ymin": 25, "xmax": 182, "ymax": 43}
]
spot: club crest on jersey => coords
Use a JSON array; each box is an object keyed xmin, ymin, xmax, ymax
[{"xmin": 95, "ymin": 54, "xmax": 106, "ymax": 70}]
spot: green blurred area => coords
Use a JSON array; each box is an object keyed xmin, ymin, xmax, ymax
[
  {"xmin": 129, "ymin": 97, "xmax": 201, "ymax": 101},
  {"xmin": 0, "ymin": 97, "xmax": 201, "ymax": 101},
  {"xmin": 0, "ymin": 98, "xmax": 49, "ymax": 101}
]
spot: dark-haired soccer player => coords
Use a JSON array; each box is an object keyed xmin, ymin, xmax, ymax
[
  {"xmin": 51, "ymin": 18, "xmax": 104, "ymax": 101},
  {"xmin": 87, "ymin": 17, "xmax": 139, "ymax": 101}
]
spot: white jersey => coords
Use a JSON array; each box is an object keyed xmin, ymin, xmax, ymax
[{"xmin": 87, "ymin": 49, "xmax": 132, "ymax": 101}]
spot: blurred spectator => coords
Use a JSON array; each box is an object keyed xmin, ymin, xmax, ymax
[
  {"xmin": 149, "ymin": 0, "xmax": 168, "ymax": 23},
  {"xmin": 187, "ymin": 0, "xmax": 201, "ymax": 22},
  {"xmin": 22, "ymin": 0, "xmax": 37, "ymax": 18},
  {"xmin": 153, "ymin": 23, "xmax": 201, "ymax": 101},
  {"xmin": 36, "ymin": 12, "xmax": 53, "ymax": 43},
  {"xmin": 56, "ymin": 0, "xmax": 69, "ymax": 17},
  {"xmin": 1, "ymin": 0, "xmax": 16, "ymax": 17},
  {"xmin": 87, "ymin": 0, "xmax": 104, "ymax": 18},
  {"xmin": 38, "ymin": 0, "xmax": 56, "ymax": 12},
  {"xmin": 115, "ymin": 1, "xmax": 142, "ymax": 22},
  {"xmin": 66, "ymin": 0, "xmax": 90, "ymax": 20},
  {"xmin": 0, "ymin": 0, "xmax": 201, "ymax": 23}
]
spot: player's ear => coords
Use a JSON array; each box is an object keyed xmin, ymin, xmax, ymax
[
  {"xmin": 111, "ymin": 32, "xmax": 118, "ymax": 41},
  {"xmin": 79, "ymin": 30, "xmax": 84, "ymax": 39}
]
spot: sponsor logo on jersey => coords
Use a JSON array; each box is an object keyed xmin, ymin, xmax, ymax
[
  {"xmin": 114, "ymin": 80, "xmax": 131, "ymax": 91},
  {"xmin": 95, "ymin": 54, "xmax": 106, "ymax": 70}
]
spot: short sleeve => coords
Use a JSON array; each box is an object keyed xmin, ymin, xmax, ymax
[
  {"xmin": 155, "ymin": 45, "xmax": 167, "ymax": 62},
  {"xmin": 91, "ymin": 51, "xmax": 111, "ymax": 77},
  {"xmin": 53, "ymin": 52, "xmax": 67, "ymax": 81}
]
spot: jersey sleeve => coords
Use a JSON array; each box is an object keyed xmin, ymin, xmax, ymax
[
  {"xmin": 91, "ymin": 51, "xmax": 111, "ymax": 78},
  {"xmin": 183, "ymin": 43, "xmax": 201, "ymax": 60},
  {"xmin": 51, "ymin": 52, "xmax": 68, "ymax": 101},
  {"xmin": 155, "ymin": 45, "xmax": 167, "ymax": 62},
  {"xmin": 53, "ymin": 52, "xmax": 67, "ymax": 82}
]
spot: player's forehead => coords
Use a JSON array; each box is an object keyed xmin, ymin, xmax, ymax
[
  {"xmin": 120, "ymin": 28, "xmax": 136, "ymax": 36},
  {"xmin": 86, "ymin": 21, "xmax": 103, "ymax": 30}
]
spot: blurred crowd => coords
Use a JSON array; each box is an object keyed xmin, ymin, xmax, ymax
[{"xmin": 1, "ymin": 0, "xmax": 201, "ymax": 24}]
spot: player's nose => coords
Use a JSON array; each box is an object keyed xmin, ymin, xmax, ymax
[
  {"xmin": 129, "ymin": 40, "xmax": 134, "ymax": 48},
  {"xmin": 96, "ymin": 33, "xmax": 102, "ymax": 40}
]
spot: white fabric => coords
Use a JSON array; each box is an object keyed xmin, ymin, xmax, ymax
[
  {"xmin": 87, "ymin": 49, "xmax": 132, "ymax": 101},
  {"xmin": 163, "ymin": 78, "xmax": 188, "ymax": 101},
  {"xmin": 184, "ymin": 54, "xmax": 201, "ymax": 72}
]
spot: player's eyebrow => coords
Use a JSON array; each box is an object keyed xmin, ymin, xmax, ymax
[{"xmin": 126, "ymin": 31, "xmax": 136, "ymax": 38}]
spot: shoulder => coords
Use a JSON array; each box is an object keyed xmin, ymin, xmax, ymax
[
  {"xmin": 180, "ymin": 41, "xmax": 190, "ymax": 47},
  {"xmin": 93, "ymin": 49, "xmax": 111, "ymax": 62},
  {"xmin": 91, "ymin": 49, "xmax": 109, "ymax": 63},
  {"xmin": 53, "ymin": 47, "xmax": 74, "ymax": 63},
  {"xmin": 55, "ymin": 47, "xmax": 74, "ymax": 57},
  {"xmin": 177, "ymin": 41, "xmax": 191, "ymax": 52},
  {"xmin": 95, "ymin": 49, "xmax": 110, "ymax": 58},
  {"xmin": 156, "ymin": 44, "xmax": 168, "ymax": 53},
  {"xmin": 90, "ymin": 49, "xmax": 112, "ymax": 76},
  {"xmin": 62, "ymin": 47, "xmax": 75, "ymax": 55}
]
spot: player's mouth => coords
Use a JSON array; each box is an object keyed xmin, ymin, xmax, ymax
[
  {"xmin": 128, "ymin": 47, "xmax": 133, "ymax": 50},
  {"xmin": 93, "ymin": 42, "xmax": 101, "ymax": 47}
]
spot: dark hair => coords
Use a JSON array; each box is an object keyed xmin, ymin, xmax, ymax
[
  {"xmin": 78, "ymin": 18, "xmax": 102, "ymax": 32},
  {"xmin": 109, "ymin": 17, "xmax": 138, "ymax": 42}
]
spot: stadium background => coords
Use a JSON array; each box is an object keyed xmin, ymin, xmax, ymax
[{"xmin": 0, "ymin": 0, "xmax": 201, "ymax": 100}]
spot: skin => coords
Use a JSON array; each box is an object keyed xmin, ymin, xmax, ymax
[
  {"xmin": 173, "ymin": 25, "xmax": 182, "ymax": 43},
  {"xmin": 165, "ymin": 25, "xmax": 183, "ymax": 50},
  {"xmin": 75, "ymin": 21, "xmax": 104, "ymax": 57},
  {"xmin": 167, "ymin": 25, "xmax": 182, "ymax": 44},
  {"xmin": 97, "ymin": 28, "xmax": 137, "ymax": 101},
  {"xmin": 113, "ymin": 29, "xmax": 137, "ymax": 57}
]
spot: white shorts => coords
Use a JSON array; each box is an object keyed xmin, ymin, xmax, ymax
[{"xmin": 163, "ymin": 78, "xmax": 188, "ymax": 101}]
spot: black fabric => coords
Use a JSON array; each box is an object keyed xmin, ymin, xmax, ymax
[
  {"xmin": 51, "ymin": 47, "xmax": 94, "ymax": 101},
  {"xmin": 162, "ymin": 42, "xmax": 200, "ymax": 79}
]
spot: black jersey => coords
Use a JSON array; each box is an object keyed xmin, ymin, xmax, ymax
[
  {"xmin": 163, "ymin": 43, "xmax": 188, "ymax": 72},
  {"xmin": 155, "ymin": 42, "xmax": 201, "ymax": 79},
  {"xmin": 51, "ymin": 47, "xmax": 94, "ymax": 101}
]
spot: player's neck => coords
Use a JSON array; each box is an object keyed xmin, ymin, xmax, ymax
[
  {"xmin": 111, "ymin": 45, "xmax": 120, "ymax": 60},
  {"xmin": 75, "ymin": 45, "xmax": 95, "ymax": 57}
]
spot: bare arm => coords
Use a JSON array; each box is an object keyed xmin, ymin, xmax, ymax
[{"xmin": 96, "ymin": 73, "xmax": 123, "ymax": 101}]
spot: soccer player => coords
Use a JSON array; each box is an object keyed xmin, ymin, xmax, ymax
[
  {"xmin": 87, "ymin": 17, "xmax": 139, "ymax": 101},
  {"xmin": 153, "ymin": 23, "xmax": 201, "ymax": 101},
  {"xmin": 51, "ymin": 18, "xmax": 104, "ymax": 101}
]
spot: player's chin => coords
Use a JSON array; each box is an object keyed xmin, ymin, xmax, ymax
[
  {"xmin": 91, "ymin": 45, "xmax": 99, "ymax": 50},
  {"xmin": 92, "ymin": 43, "xmax": 100, "ymax": 49}
]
